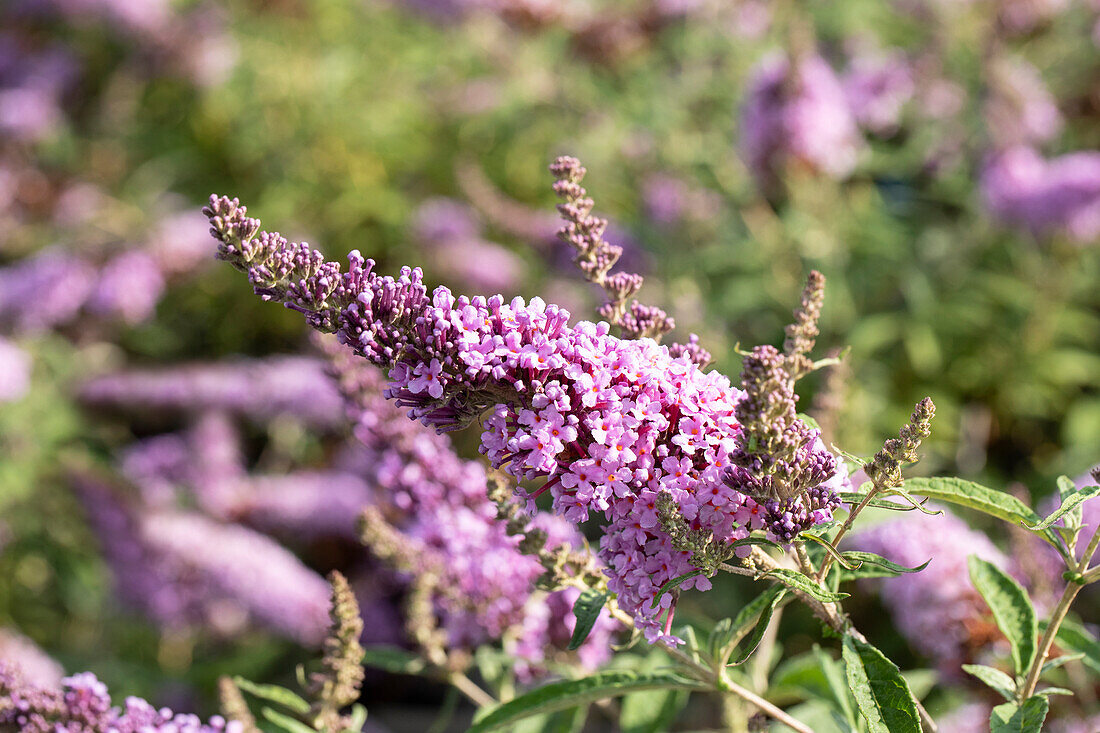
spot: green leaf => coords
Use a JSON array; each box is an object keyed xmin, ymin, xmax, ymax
[
  {"xmin": 729, "ymin": 536, "xmax": 786, "ymax": 552},
  {"xmin": 1042, "ymin": 652, "xmax": 1084, "ymax": 674},
  {"xmin": 568, "ymin": 589, "xmax": 609, "ymax": 650},
  {"xmin": 990, "ymin": 696, "xmax": 1049, "ymax": 733},
  {"xmin": 1034, "ymin": 687, "xmax": 1073, "ymax": 697},
  {"xmin": 707, "ymin": 617, "xmax": 734, "ymax": 661},
  {"xmin": 1052, "ymin": 619, "xmax": 1100, "ymax": 675},
  {"xmin": 650, "ymin": 571, "xmax": 702, "ymax": 608},
  {"xmin": 761, "ymin": 568, "xmax": 849, "ymax": 603},
  {"xmin": 513, "ymin": 706, "xmax": 588, "ymax": 733},
  {"xmin": 469, "ymin": 672, "xmax": 705, "ymax": 732},
  {"xmin": 968, "ymin": 556, "xmax": 1038, "ymax": 676},
  {"xmin": 813, "ymin": 646, "xmax": 858, "ymax": 731},
  {"xmin": 360, "ymin": 645, "xmax": 427, "ymax": 675},
  {"xmin": 260, "ymin": 707, "xmax": 316, "ymax": 733},
  {"xmin": 903, "ymin": 477, "xmax": 1062, "ymax": 550},
  {"xmin": 620, "ymin": 688, "xmax": 688, "ymax": 733},
  {"xmin": 729, "ymin": 587, "xmax": 786, "ymax": 666},
  {"xmin": 841, "ymin": 635, "xmax": 921, "ymax": 733},
  {"xmin": 340, "ymin": 704, "xmax": 368, "ymax": 733},
  {"xmin": 797, "ymin": 413, "xmax": 821, "ymax": 431},
  {"xmin": 961, "ymin": 664, "xmax": 1016, "ymax": 701},
  {"xmin": 836, "ymin": 492, "xmax": 923, "ymax": 511},
  {"xmin": 1026, "ymin": 485, "xmax": 1100, "ymax": 530},
  {"xmin": 801, "ymin": 533, "xmax": 857, "ymax": 570},
  {"xmin": 838, "ymin": 551, "xmax": 930, "ymax": 580},
  {"xmin": 233, "ymin": 677, "xmax": 310, "ymax": 714}
]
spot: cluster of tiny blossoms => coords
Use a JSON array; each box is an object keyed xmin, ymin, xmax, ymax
[
  {"xmin": 329, "ymin": 338, "xmax": 617, "ymax": 671},
  {"xmin": 0, "ymin": 664, "xmax": 240, "ymax": 733},
  {"xmin": 204, "ymin": 185, "xmax": 841, "ymax": 640}
]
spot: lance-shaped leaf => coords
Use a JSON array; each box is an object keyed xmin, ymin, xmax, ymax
[
  {"xmin": 904, "ymin": 477, "xmax": 1063, "ymax": 552},
  {"xmin": 468, "ymin": 672, "xmax": 705, "ymax": 732},
  {"xmin": 1042, "ymin": 652, "xmax": 1084, "ymax": 674},
  {"xmin": 261, "ymin": 707, "xmax": 315, "ymax": 733},
  {"xmin": 838, "ymin": 551, "xmax": 930, "ymax": 581},
  {"xmin": 650, "ymin": 571, "xmax": 702, "ymax": 608},
  {"xmin": 1052, "ymin": 619, "xmax": 1100, "ymax": 675},
  {"xmin": 568, "ymin": 589, "xmax": 609, "ymax": 650},
  {"xmin": 1025, "ymin": 485, "xmax": 1100, "ymax": 531},
  {"xmin": 729, "ymin": 536, "xmax": 786, "ymax": 552},
  {"xmin": 728, "ymin": 587, "xmax": 787, "ymax": 666},
  {"xmin": 990, "ymin": 696, "xmax": 1049, "ymax": 733},
  {"xmin": 620, "ymin": 687, "xmax": 688, "ymax": 733},
  {"xmin": 968, "ymin": 556, "xmax": 1038, "ymax": 676},
  {"xmin": 961, "ymin": 664, "xmax": 1016, "ymax": 701},
  {"xmin": 801, "ymin": 533, "xmax": 858, "ymax": 570},
  {"xmin": 761, "ymin": 568, "xmax": 849, "ymax": 603},
  {"xmin": 360, "ymin": 645, "xmax": 427, "ymax": 675},
  {"xmin": 814, "ymin": 646, "xmax": 858, "ymax": 731},
  {"xmin": 233, "ymin": 677, "xmax": 310, "ymax": 714},
  {"xmin": 841, "ymin": 635, "xmax": 921, "ymax": 733}
]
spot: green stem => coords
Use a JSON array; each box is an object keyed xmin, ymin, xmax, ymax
[
  {"xmin": 1019, "ymin": 522, "xmax": 1100, "ymax": 700},
  {"xmin": 447, "ymin": 671, "xmax": 496, "ymax": 708}
]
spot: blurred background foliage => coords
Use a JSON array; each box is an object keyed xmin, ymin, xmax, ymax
[{"xmin": 1, "ymin": 0, "xmax": 1099, "ymax": 728}]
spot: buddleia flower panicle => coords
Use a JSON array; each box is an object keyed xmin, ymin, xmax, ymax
[
  {"xmin": 864, "ymin": 397, "xmax": 935, "ymax": 489},
  {"xmin": 307, "ymin": 571, "xmax": 366, "ymax": 731},
  {"xmin": 0, "ymin": 663, "xmax": 243, "ymax": 733},
  {"xmin": 204, "ymin": 166, "xmax": 839, "ymax": 641}
]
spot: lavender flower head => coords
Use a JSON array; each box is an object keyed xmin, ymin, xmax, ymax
[
  {"xmin": 984, "ymin": 57, "xmax": 1063, "ymax": 148},
  {"xmin": 0, "ymin": 249, "xmax": 97, "ymax": 333},
  {"xmin": 982, "ymin": 146, "xmax": 1100, "ymax": 243},
  {"xmin": 740, "ymin": 53, "xmax": 864, "ymax": 193},
  {"xmin": 86, "ymin": 250, "xmax": 166, "ymax": 324},
  {"xmin": 0, "ymin": 663, "xmax": 242, "ymax": 732},
  {"xmin": 0, "ymin": 629, "xmax": 62, "ymax": 688},
  {"xmin": 412, "ymin": 197, "xmax": 524, "ymax": 294},
  {"xmin": 842, "ymin": 47, "xmax": 914, "ymax": 136},
  {"xmin": 74, "ymin": 474, "xmax": 330, "ymax": 644},
  {"xmin": 850, "ymin": 507, "xmax": 1013, "ymax": 674},
  {"xmin": 202, "ymin": 183, "xmax": 839, "ymax": 642},
  {"xmin": 80, "ymin": 357, "xmax": 347, "ymax": 430}
]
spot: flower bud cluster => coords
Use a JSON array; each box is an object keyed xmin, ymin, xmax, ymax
[
  {"xmin": 0, "ymin": 664, "xmax": 242, "ymax": 733},
  {"xmin": 863, "ymin": 397, "xmax": 935, "ymax": 489},
  {"xmin": 723, "ymin": 344, "xmax": 842, "ymax": 543},
  {"xmin": 204, "ymin": 193, "xmax": 840, "ymax": 640},
  {"xmin": 549, "ymin": 155, "xmax": 674, "ymax": 342}
]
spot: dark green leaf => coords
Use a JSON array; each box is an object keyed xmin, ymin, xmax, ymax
[
  {"xmin": 260, "ymin": 707, "xmax": 315, "ymax": 733},
  {"xmin": 837, "ymin": 492, "xmax": 922, "ymax": 511},
  {"xmin": 840, "ymin": 551, "xmax": 929, "ymax": 578},
  {"xmin": 1042, "ymin": 652, "xmax": 1084, "ymax": 674},
  {"xmin": 1052, "ymin": 619, "xmax": 1100, "ymax": 675},
  {"xmin": 360, "ymin": 645, "xmax": 427, "ymax": 675},
  {"xmin": 730, "ymin": 536, "xmax": 786, "ymax": 552},
  {"xmin": 1026, "ymin": 485, "xmax": 1100, "ymax": 531},
  {"xmin": 903, "ymin": 477, "xmax": 1062, "ymax": 551},
  {"xmin": 233, "ymin": 677, "xmax": 310, "ymax": 714},
  {"xmin": 761, "ymin": 568, "xmax": 849, "ymax": 603},
  {"xmin": 650, "ymin": 571, "xmax": 702, "ymax": 608},
  {"xmin": 990, "ymin": 696, "xmax": 1049, "ymax": 733},
  {"xmin": 961, "ymin": 664, "xmax": 1016, "ymax": 701},
  {"xmin": 568, "ymin": 589, "xmax": 609, "ymax": 650},
  {"xmin": 707, "ymin": 617, "xmax": 734, "ymax": 661},
  {"xmin": 841, "ymin": 635, "xmax": 921, "ymax": 733},
  {"xmin": 620, "ymin": 688, "xmax": 688, "ymax": 733},
  {"xmin": 968, "ymin": 556, "xmax": 1038, "ymax": 676},
  {"xmin": 801, "ymin": 533, "xmax": 857, "ymax": 570},
  {"xmin": 729, "ymin": 588, "xmax": 786, "ymax": 666},
  {"xmin": 468, "ymin": 672, "xmax": 705, "ymax": 732},
  {"xmin": 340, "ymin": 704, "xmax": 368, "ymax": 733},
  {"xmin": 513, "ymin": 706, "xmax": 588, "ymax": 733},
  {"xmin": 813, "ymin": 646, "xmax": 858, "ymax": 731}
]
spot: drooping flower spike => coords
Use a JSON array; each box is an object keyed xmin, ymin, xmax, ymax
[{"xmin": 203, "ymin": 160, "xmax": 843, "ymax": 639}]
